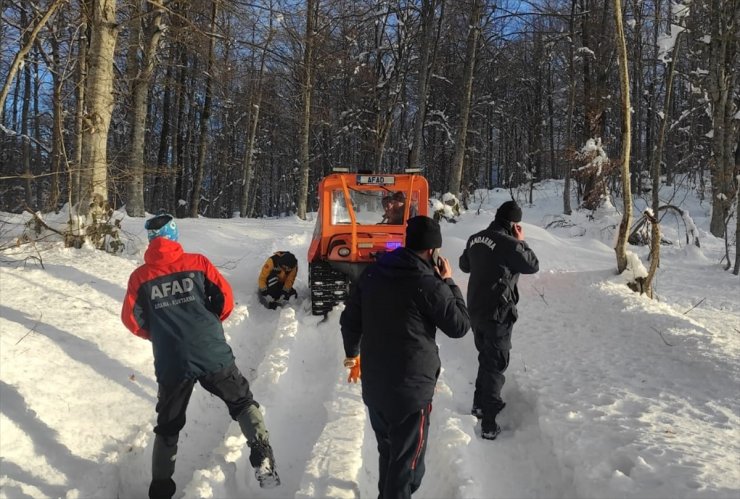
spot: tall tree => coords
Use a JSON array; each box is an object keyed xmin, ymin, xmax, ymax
[
  {"xmin": 409, "ymin": 0, "xmax": 440, "ymax": 171},
  {"xmin": 78, "ymin": 0, "xmax": 118, "ymax": 218},
  {"xmin": 189, "ymin": 0, "xmax": 218, "ymax": 217},
  {"xmin": 449, "ymin": 0, "xmax": 482, "ymax": 197},
  {"xmin": 733, "ymin": 141, "xmax": 739, "ymax": 275},
  {"xmin": 125, "ymin": 0, "xmax": 164, "ymax": 216},
  {"xmin": 643, "ymin": 27, "xmax": 684, "ymax": 295},
  {"xmin": 240, "ymin": 6, "xmax": 274, "ymax": 218},
  {"xmin": 614, "ymin": 0, "xmax": 633, "ymax": 275},
  {"xmin": 296, "ymin": 0, "xmax": 317, "ymax": 219},
  {"xmin": 705, "ymin": 0, "xmax": 739, "ymax": 237},
  {"xmin": 20, "ymin": 6, "xmax": 33, "ymax": 209},
  {"xmin": 72, "ymin": 5, "xmax": 89, "ymax": 207},
  {"xmin": 45, "ymin": 10, "xmax": 66, "ymax": 211}
]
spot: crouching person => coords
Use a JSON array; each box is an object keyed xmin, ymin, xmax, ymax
[
  {"xmin": 121, "ymin": 213, "xmax": 280, "ymax": 499},
  {"xmin": 258, "ymin": 251, "xmax": 298, "ymax": 309}
]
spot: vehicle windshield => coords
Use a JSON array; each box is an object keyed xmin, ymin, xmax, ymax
[{"xmin": 331, "ymin": 189, "xmax": 419, "ymax": 225}]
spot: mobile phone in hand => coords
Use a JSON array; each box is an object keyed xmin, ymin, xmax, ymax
[{"xmin": 431, "ymin": 248, "xmax": 443, "ymax": 267}]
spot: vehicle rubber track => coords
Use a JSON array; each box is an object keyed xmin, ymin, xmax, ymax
[{"xmin": 309, "ymin": 261, "xmax": 349, "ymax": 315}]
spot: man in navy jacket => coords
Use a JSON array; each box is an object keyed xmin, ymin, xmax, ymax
[
  {"xmin": 341, "ymin": 216, "xmax": 470, "ymax": 499},
  {"xmin": 122, "ymin": 214, "xmax": 280, "ymax": 498},
  {"xmin": 459, "ymin": 201, "xmax": 539, "ymax": 440}
]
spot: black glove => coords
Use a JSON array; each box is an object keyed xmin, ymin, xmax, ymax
[
  {"xmin": 282, "ymin": 288, "xmax": 298, "ymax": 300},
  {"xmin": 259, "ymin": 288, "xmax": 268, "ymax": 297}
]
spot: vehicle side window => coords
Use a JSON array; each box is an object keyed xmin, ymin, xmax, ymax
[{"xmin": 331, "ymin": 190, "xmax": 351, "ymax": 224}]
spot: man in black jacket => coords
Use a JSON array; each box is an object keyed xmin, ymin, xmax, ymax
[
  {"xmin": 459, "ymin": 200, "xmax": 539, "ymax": 440},
  {"xmin": 340, "ymin": 216, "xmax": 470, "ymax": 499}
]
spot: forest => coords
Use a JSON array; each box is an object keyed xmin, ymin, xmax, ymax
[{"xmin": 0, "ymin": 0, "xmax": 737, "ymax": 255}]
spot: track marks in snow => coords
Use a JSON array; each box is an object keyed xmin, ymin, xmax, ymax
[
  {"xmin": 434, "ymin": 337, "xmax": 575, "ymax": 499},
  {"xmin": 181, "ymin": 304, "xmax": 347, "ymax": 498}
]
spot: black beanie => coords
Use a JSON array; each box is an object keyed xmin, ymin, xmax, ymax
[
  {"xmin": 495, "ymin": 201, "xmax": 522, "ymax": 223},
  {"xmin": 278, "ymin": 252, "xmax": 297, "ymax": 268},
  {"xmin": 405, "ymin": 216, "xmax": 442, "ymax": 250}
]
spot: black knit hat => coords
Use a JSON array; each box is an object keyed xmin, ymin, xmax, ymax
[
  {"xmin": 495, "ymin": 201, "xmax": 522, "ymax": 223},
  {"xmin": 405, "ymin": 216, "xmax": 442, "ymax": 250},
  {"xmin": 278, "ymin": 252, "xmax": 297, "ymax": 268}
]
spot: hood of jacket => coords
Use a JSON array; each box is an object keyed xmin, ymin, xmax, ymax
[{"xmin": 144, "ymin": 237, "xmax": 184, "ymax": 266}]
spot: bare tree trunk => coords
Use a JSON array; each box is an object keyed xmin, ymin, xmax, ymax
[
  {"xmin": 79, "ymin": 0, "xmax": 118, "ymax": 217},
  {"xmin": 125, "ymin": 1, "xmax": 164, "ymax": 216},
  {"xmin": 172, "ymin": 44, "xmax": 187, "ymax": 213},
  {"xmin": 189, "ymin": 0, "xmax": 218, "ymax": 218},
  {"xmin": 240, "ymin": 9, "xmax": 274, "ymax": 218},
  {"xmin": 154, "ymin": 54, "xmax": 173, "ymax": 211},
  {"xmin": 733, "ymin": 140, "xmax": 739, "ymax": 275},
  {"xmin": 0, "ymin": 0, "xmax": 66, "ymax": 119},
  {"xmin": 20, "ymin": 6, "xmax": 33, "ymax": 209},
  {"xmin": 643, "ymin": 32, "xmax": 683, "ymax": 295},
  {"xmin": 49, "ymin": 35, "xmax": 63, "ymax": 210},
  {"xmin": 32, "ymin": 54, "xmax": 44, "ymax": 210},
  {"xmin": 707, "ymin": 0, "xmax": 739, "ymax": 238},
  {"xmin": 72, "ymin": 9, "xmax": 88, "ymax": 208},
  {"xmin": 547, "ymin": 61, "xmax": 557, "ymax": 179},
  {"xmin": 408, "ymin": 0, "xmax": 437, "ymax": 170},
  {"xmin": 613, "ymin": 0, "xmax": 633, "ymax": 275},
  {"xmin": 449, "ymin": 0, "xmax": 482, "ymax": 198},
  {"xmin": 296, "ymin": 0, "xmax": 317, "ymax": 220},
  {"xmin": 563, "ymin": 0, "xmax": 577, "ymax": 215}
]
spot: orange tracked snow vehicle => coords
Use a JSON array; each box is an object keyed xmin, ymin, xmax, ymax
[{"xmin": 307, "ymin": 169, "xmax": 430, "ymax": 315}]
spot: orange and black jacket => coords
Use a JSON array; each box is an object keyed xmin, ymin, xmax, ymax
[
  {"xmin": 258, "ymin": 252, "xmax": 297, "ymax": 292},
  {"xmin": 121, "ymin": 238, "xmax": 235, "ymax": 386}
]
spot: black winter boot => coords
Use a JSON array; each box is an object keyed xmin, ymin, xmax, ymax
[
  {"xmin": 481, "ymin": 421, "xmax": 502, "ymax": 440},
  {"xmin": 150, "ymin": 434, "xmax": 178, "ymax": 498},
  {"xmin": 249, "ymin": 438, "xmax": 281, "ymax": 488},
  {"xmin": 481, "ymin": 400, "xmax": 506, "ymax": 440},
  {"xmin": 148, "ymin": 479, "xmax": 176, "ymax": 499}
]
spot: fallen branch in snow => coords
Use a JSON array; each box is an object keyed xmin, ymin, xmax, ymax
[
  {"xmin": 532, "ymin": 285, "xmax": 548, "ymax": 306},
  {"xmin": 545, "ymin": 217, "xmax": 575, "ymax": 229},
  {"xmin": 683, "ymin": 297, "xmax": 705, "ymax": 315},
  {"xmin": 651, "ymin": 326, "xmax": 675, "ymax": 347},
  {"xmin": 15, "ymin": 314, "xmax": 42, "ymax": 345},
  {"xmin": 23, "ymin": 208, "xmax": 65, "ymax": 237}
]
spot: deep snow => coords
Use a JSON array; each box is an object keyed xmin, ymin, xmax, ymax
[{"xmin": 1, "ymin": 179, "xmax": 738, "ymax": 499}]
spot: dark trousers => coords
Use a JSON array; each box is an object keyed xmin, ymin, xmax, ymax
[
  {"xmin": 259, "ymin": 278, "xmax": 284, "ymax": 309},
  {"xmin": 367, "ymin": 404, "xmax": 431, "ymax": 499},
  {"xmin": 154, "ymin": 363, "xmax": 258, "ymax": 436},
  {"xmin": 472, "ymin": 320, "xmax": 513, "ymax": 426},
  {"xmin": 264, "ymin": 279, "xmax": 283, "ymax": 300}
]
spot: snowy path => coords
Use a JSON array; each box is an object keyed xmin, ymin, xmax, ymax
[
  {"xmin": 122, "ymin": 220, "xmax": 738, "ymax": 499},
  {"xmin": 2, "ymin": 190, "xmax": 738, "ymax": 499}
]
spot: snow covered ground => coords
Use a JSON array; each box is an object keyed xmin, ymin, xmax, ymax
[{"xmin": 1, "ymin": 179, "xmax": 738, "ymax": 499}]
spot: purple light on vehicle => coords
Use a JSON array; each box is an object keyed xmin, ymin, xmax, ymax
[{"xmin": 386, "ymin": 241, "xmax": 401, "ymax": 250}]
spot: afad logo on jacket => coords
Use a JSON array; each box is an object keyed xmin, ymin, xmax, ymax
[{"xmin": 151, "ymin": 274, "xmax": 197, "ymax": 309}]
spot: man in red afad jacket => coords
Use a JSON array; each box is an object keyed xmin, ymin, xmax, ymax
[{"xmin": 121, "ymin": 214, "xmax": 280, "ymax": 499}]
